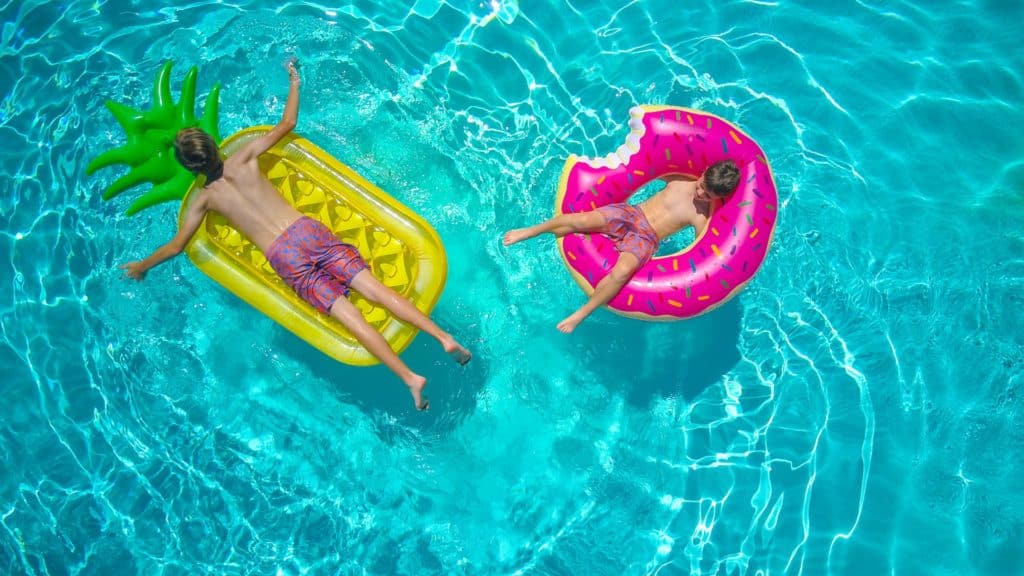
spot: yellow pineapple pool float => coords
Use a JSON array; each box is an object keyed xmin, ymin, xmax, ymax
[{"xmin": 89, "ymin": 62, "xmax": 447, "ymax": 366}]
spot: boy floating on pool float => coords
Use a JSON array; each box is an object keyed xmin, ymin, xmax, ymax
[
  {"xmin": 504, "ymin": 160, "xmax": 740, "ymax": 333},
  {"xmin": 120, "ymin": 61, "xmax": 471, "ymax": 410}
]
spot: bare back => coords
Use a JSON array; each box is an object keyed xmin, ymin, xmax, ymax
[
  {"xmin": 199, "ymin": 154, "xmax": 304, "ymax": 253},
  {"xmin": 638, "ymin": 177, "xmax": 711, "ymax": 240}
]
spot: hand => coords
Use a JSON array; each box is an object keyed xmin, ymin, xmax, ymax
[
  {"xmin": 121, "ymin": 261, "xmax": 147, "ymax": 281},
  {"xmin": 286, "ymin": 58, "xmax": 300, "ymax": 85}
]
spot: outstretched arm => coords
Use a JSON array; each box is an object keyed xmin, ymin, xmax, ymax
[
  {"xmin": 233, "ymin": 59, "xmax": 301, "ymax": 164},
  {"xmin": 122, "ymin": 193, "xmax": 208, "ymax": 280}
]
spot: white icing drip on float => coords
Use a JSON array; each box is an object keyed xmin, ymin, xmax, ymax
[{"xmin": 581, "ymin": 106, "xmax": 647, "ymax": 169}]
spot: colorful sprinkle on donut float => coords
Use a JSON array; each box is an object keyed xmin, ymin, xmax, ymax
[{"xmin": 555, "ymin": 105, "xmax": 778, "ymax": 320}]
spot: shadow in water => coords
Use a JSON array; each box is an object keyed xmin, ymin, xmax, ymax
[
  {"xmin": 570, "ymin": 297, "xmax": 744, "ymax": 409},
  {"xmin": 268, "ymin": 309, "xmax": 486, "ymax": 434}
]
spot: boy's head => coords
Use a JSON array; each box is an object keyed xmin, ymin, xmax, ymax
[
  {"xmin": 173, "ymin": 128, "xmax": 222, "ymax": 178},
  {"xmin": 697, "ymin": 159, "xmax": 741, "ymax": 199}
]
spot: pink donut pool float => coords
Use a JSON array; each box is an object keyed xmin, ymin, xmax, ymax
[{"xmin": 555, "ymin": 105, "xmax": 778, "ymax": 320}]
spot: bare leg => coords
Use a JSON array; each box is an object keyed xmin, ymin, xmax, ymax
[
  {"xmin": 503, "ymin": 210, "xmax": 607, "ymax": 246},
  {"xmin": 349, "ymin": 270, "xmax": 471, "ymax": 365},
  {"xmin": 557, "ymin": 253, "xmax": 641, "ymax": 334},
  {"xmin": 329, "ymin": 295, "xmax": 430, "ymax": 410}
]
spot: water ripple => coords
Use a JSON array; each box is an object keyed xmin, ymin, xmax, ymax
[{"xmin": 2, "ymin": 0, "xmax": 1023, "ymax": 574}]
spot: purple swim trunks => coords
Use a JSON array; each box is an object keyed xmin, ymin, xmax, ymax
[
  {"xmin": 596, "ymin": 203, "xmax": 660, "ymax": 265},
  {"xmin": 265, "ymin": 217, "xmax": 368, "ymax": 314}
]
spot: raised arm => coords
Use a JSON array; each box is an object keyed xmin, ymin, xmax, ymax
[
  {"xmin": 121, "ymin": 192, "xmax": 209, "ymax": 280},
  {"xmin": 232, "ymin": 60, "xmax": 301, "ymax": 164}
]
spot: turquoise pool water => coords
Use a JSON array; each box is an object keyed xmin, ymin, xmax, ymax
[{"xmin": 2, "ymin": 1, "xmax": 1023, "ymax": 574}]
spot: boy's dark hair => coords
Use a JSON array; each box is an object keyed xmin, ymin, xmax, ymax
[
  {"xmin": 174, "ymin": 128, "xmax": 223, "ymax": 181},
  {"xmin": 704, "ymin": 159, "xmax": 741, "ymax": 197}
]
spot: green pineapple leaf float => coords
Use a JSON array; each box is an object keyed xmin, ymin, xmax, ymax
[{"xmin": 87, "ymin": 61, "xmax": 221, "ymax": 215}]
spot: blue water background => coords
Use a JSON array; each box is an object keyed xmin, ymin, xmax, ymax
[{"xmin": 2, "ymin": 1, "xmax": 1023, "ymax": 574}]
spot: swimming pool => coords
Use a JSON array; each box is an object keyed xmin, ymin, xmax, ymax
[{"xmin": 2, "ymin": 0, "xmax": 1022, "ymax": 574}]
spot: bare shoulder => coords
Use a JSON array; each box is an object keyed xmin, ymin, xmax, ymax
[
  {"xmin": 184, "ymin": 185, "xmax": 210, "ymax": 213},
  {"xmin": 662, "ymin": 173, "xmax": 696, "ymax": 183},
  {"xmin": 224, "ymin": 138, "xmax": 268, "ymax": 171},
  {"xmin": 223, "ymin": 152, "xmax": 261, "ymax": 179},
  {"xmin": 223, "ymin": 149, "xmax": 251, "ymax": 169},
  {"xmin": 195, "ymin": 185, "xmax": 212, "ymax": 203}
]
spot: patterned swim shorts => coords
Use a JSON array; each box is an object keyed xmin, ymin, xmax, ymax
[
  {"xmin": 596, "ymin": 203, "xmax": 660, "ymax": 266},
  {"xmin": 265, "ymin": 217, "xmax": 368, "ymax": 314}
]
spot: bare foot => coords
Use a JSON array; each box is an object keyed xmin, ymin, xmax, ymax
[
  {"xmin": 502, "ymin": 228, "xmax": 531, "ymax": 246},
  {"xmin": 441, "ymin": 336, "xmax": 472, "ymax": 365},
  {"xmin": 405, "ymin": 374, "xmax": 429, "ymax": 411},
  {"xmin": 556, "ymin": 312, "xmax": 585, "ymax": 334}
]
